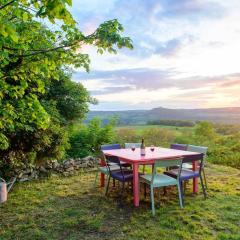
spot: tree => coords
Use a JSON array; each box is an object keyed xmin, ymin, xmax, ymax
[{"xmin": 0, "ymin": 0, "xmax": 133, "ymax": 176}]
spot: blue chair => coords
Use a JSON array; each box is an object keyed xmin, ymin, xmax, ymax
[
  {"xmin": 164, "ymin": 146, "xmax": 207, "ymax": 205},
  {"xmin": 101, "ymin": 144, "xmax": 122, "ymax": 151},
  {"xmin": 140, "ymin": 158, "xmax": 184, "ymax": 215}
]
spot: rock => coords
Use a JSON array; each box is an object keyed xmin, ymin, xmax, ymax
[
  {"xmin": 39, "ymin": 166, "xmax": 47, "ymax": 173},
  {"xmin": 52, "ymin": 161, "xmax": 60, "ymax": 169},
  {"xmin": 62, "ymin": 172, "xmax": 70, "ymax": 177},
  {"xmin": 65, "ymin": 166, "xmax": 74, "ymax": 172},
  {"xmin": 17, "ymin": 172, "xmax": 24, "ymax": 179},
  {"xmin": 19, "ymin": 177, "xmax": 29, "ymax": 182}
]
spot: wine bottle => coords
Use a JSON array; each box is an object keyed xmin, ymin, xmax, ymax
[{"xmin": 140, "ymin": 138, "xmax": 146, "ymax": 156}]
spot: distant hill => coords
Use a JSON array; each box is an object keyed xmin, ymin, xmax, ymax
[{"xmin": 86, "ymin": 107, "xmax": 240, "ymax": 125}]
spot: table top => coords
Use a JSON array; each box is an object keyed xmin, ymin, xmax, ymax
[{"xmin": 103, "ymin": 147, "xmax": 202, "ymax": 164}]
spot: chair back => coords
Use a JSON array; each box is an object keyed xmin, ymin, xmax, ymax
[
  {"xmin": 100, "ymin": 144, "xmax": 121, "ymax": 151},
  {"xmin": 125, "ymin": 143, "xmax": 141, "ymax": 149},
  {"xmin": 152, "ymin": 158, "xmax": 183, "ymax": 182},
  {"xmin": 102, "ymin": 152, "xmax": 126, "ymax": 179},
  {"xmin": 170, "ymin": 143, "xmax": 187, "ymax": 151},
  {"xmin": 187, "ymin": 145, "xmax": 208, "ymax": 158},
  {"xmin": 186, "ymin": 145, "xmax": 208, "ymax": 172}
]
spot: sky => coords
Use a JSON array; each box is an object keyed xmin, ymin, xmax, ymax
[{"xmin": 71, "ymin": 0, "xmax": 240, "ymax": 110}]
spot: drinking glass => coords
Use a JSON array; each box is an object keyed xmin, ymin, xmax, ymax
[{"xmin": 150, "ymin": 145, "xmax": 155, "ymax": 152}]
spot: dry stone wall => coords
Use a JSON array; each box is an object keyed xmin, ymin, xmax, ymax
[{"xmin": 15, "ymin": 156, "xmax": 99, "ymax": 182}]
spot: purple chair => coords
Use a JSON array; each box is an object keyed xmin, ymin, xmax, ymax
[
  {"xmin": 170, "ymin": 143, "xmax": 188, "ymax": 151},
  {"xmin": 101, "ymin": 144, "xmax": 131, "ymax": 168},
  {"xmin": 104, "ymin": 154, "xmax": 135, "ymax": 206},
  {"xmin": 164, "ymin": 146, "xmax": 206, "ymax": 206},
  {"xmin": 101, "ymin": 144, "xmax": 122, "ymax": 151}
]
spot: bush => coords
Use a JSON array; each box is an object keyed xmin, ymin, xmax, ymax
[
  {"xmin": 142, "ymin": 127, "xmax": 176, "ymax": 147},
  {"xmin": 115, "ymin": 128, "xmax": 139, "ymax": 145},
  {"xmin": 115, "ymin": 127, "xmax": 176, "ymax": 147},
  {"xmin": 67, "ymin": 117, "xmax": 117, "ymax": 158}
]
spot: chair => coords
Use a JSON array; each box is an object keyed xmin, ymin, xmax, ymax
[
  {"xmin": 164, "ymin": 146, "xmax": 207, "ymax": 205},
  {"xmin": 170, "ymin": 143, "xmax": 188, "ymax": 151},
  {"xmin": 184, "ymin": 145, "xmax": 208, "ymax": 189},
  {"xmin": 94, "ymin": 144, "xmax": 128, "ymax": 191},
  {"xmin": 104, "ymin": 154, "xmax": 135, "ymax": 206},
  {"xmin": 124, "ymin": 143, "xmax": 141, "ymax": 149},
  {"xmin": 101, "ymin": 143, "xmax": 131, "ymax": 168},
  {"xmin": 93, "ymin": 152, "xmax": 122, "ymax": 194},
  {"xmin": 140, "ymin": 158, "xmax": 183, "ymax": 216},
  {"xmin": 101, "ymin": 144, "xmax": 122, "ymax": 151},
  {"xmin": 169, "ymin": 143, "xmax": 188, "ymax": 170}
]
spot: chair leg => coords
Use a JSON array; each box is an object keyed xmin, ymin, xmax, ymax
[
  {"xmin": 177, "ymin": 183, "xmax": 183, "ymax": 208},
  {"xmin": 119, "ymin": 181, "xmax": 125, "ymax": 207},
  {"xmin": 202, "ymin": 168, "xmax": 208, "ymax": 189},
  {"xmin": 143, "ymin": 165, "xmax": 146, "ymax": 174},
  {"xmin": 180, "ymin": 181, "xmax": 184, "ymax": 206},
  {"xmin": 150, "ymin": 186, "xmax": 155, "ymax": 216},
  {"xmin": 144, "ymin": 183, "xmax": 147, "ymax": 199},
  {"xmin": 200, "ymin": 175, "xmax": 207, "ymax": 199},
  {"xmin": 105, "ymin": 175, "xmax": 110, "ymax": 196}
]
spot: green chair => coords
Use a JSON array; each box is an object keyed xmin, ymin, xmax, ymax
[
  {"xmin": 140, "ymin": 158, "xmax": 183, "ymax": 216},
  {"xmin": 124, "ymin": 143, "xmax": 141, "ymax": 149}
]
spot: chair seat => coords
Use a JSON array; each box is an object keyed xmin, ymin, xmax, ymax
[
  {"xmin": 164, "ymin": 169, "xmax": 200, "ymax": 181},
  {"xmin": 140, "ymin": 173, "xmax": 178, "ymax": 187},
  {"xmin": 182, "ymin": 163, "xmax": 192, "ymax": 169},
  {"xmin": 110, "ymin": 170, "xmax": 134, "ymax": 182},
  {"xmin": 99, "ymin": 165, "xmax": 121, "ymax": 175},
  {"xmin": 120, "ymin": 162, "xmax": 131, "ymax": 167}
]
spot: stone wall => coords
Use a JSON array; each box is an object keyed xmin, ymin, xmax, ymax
[{"xmin": 15, "ymin": 156, "xmax": 99, "ymax": 182}]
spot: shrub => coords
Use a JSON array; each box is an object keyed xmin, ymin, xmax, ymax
[
  {"xmin": 115, "ymin": 128, "xmax": 139, "ymax": 145},
  {"xmin": 67, "ymin": 117, "xmax": 117, "ymax": 158}
]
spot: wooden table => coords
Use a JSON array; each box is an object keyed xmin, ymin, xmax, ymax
[{"xmin": 102, "ymin": 147, "xmax": 203, "ymax": 207}]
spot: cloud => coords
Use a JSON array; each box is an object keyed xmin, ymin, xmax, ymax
[{"xmin": 70, "ymin": 0, "xmax": 240, "ymax": 110}]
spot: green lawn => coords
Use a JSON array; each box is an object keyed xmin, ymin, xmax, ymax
[{"xmin": 0, "ymin": 164, "xmax": 240, "ymax": 240}]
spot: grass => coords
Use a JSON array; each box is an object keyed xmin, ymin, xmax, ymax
[
  {"xmin": 0, "ymin": 164, "xmax": 240, "ymax": 240},
  {"xmin": 116, "ymin": 124, "xmax": 194, "ymax": 137}
]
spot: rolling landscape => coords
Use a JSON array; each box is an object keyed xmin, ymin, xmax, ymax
[{"xmin": 87, "ymin": 106, "xmax": 240, "ymax": 125}]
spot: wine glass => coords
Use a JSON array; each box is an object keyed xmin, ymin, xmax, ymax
[
  {"xmin": 150, "ymin": 145, "xmax": 155, "ymax": 152},
  {"xmin": 131, "ymin": 144, "xmax": 136, "ymax": 151}
]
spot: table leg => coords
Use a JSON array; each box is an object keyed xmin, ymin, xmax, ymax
[
  {"xmin": 192, "ymin": 161, "xmax": 198, "ymax": 193},
  {"xmin": 133, "ymin": 163, "xmax": 139, "ymax": 207},
  {"xmin": 100, "ymin": 158, "xmax": 105, "ymax": 187}
]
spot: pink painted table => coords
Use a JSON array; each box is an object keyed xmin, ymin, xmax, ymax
[{"xmin": 102, "ymin": 147, "xmax": 203, "ymax": 207}]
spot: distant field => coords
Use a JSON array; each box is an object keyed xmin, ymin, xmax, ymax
[{"xmin": 116, "ymin": 124, "xmax": 194, "ymax": 136}]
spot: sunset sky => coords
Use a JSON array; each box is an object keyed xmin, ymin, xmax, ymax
[{"xmin": 71, "ymin": 0, "xmax": 240, "ymax": 110}]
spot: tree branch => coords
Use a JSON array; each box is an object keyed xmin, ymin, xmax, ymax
[{"xmin": 0, "ymin": 0, "xmax": 16, "ymax": 10}]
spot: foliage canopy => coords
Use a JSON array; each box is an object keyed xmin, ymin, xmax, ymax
[{"xmin": 0, "ymin": 0, "xmax": 133, "ymax": 176}]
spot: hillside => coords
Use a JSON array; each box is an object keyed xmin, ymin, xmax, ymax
[{"xmin": 86, "ymin": 107, "xmax": 240, "ymax": 125}]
